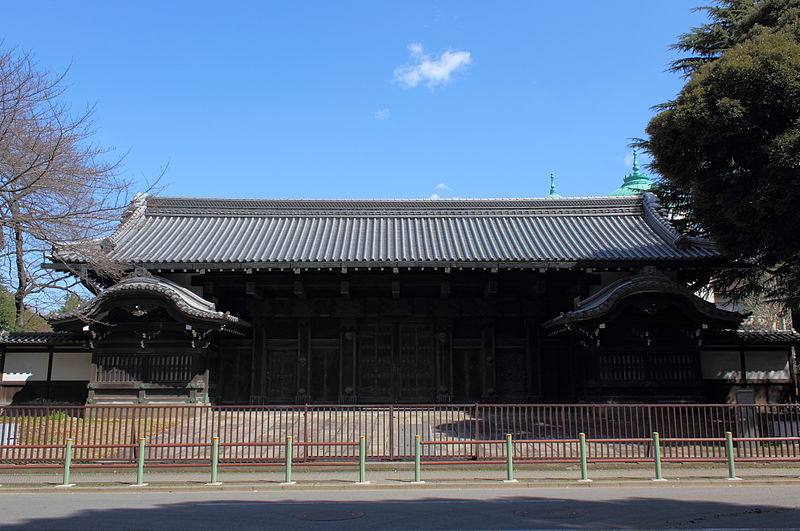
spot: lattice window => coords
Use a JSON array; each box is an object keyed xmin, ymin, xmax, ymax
[
  {"xmin": 95, "ymin": 353, "xmax": 197, "ymax": 383},
  {"xmin": 598, "ymin": 351, "xmax": 697, "ymax": 382}
]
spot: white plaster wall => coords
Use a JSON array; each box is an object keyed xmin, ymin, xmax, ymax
[
  {"xmin": 700, "ymin": 351, "xmax": 741, "ymax": 380},
  {"xmin": 2, "ymin": 352, "xmax": 49, "ymax": 382},
  {"xmin": 50, "ymin": 352, "xmax": 92, "ymax": 381},
  {"xmin": 745, "ymin": 351, "xmax": 790, "ymax": 381}
]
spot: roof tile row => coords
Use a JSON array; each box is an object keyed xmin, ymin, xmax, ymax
[{"xmin": 72, "ymin": 193, "xmax": 718, "ymax": 267}]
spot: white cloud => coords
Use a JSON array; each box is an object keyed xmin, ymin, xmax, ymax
[
  {"xmin": 429, "ymin": 182, "xmax": 454, "ymax": 199},
  {"xmin": 394, "ymin": 44, "xmax": 472, "ymax": 88},
  {"xmin": 624, "ymin": 153, "xmax": 634, "ymax": 168},
  {"xmin": 374, "ymin": 108, "xmax": 391, "ymax": 120}
]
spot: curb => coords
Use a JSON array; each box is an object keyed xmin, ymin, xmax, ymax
[{"xmin": 1, "ymin": 477, "xmax": 799, "ymax": 494}]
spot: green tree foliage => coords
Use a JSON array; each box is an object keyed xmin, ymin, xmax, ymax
[
  {"xmin": 0, "ymin": 283, "xmax": 51, "ymax": 332},
  {"xmin": 644, "ymin": 1, "xmax": 800, "ymax": 310},
  {"xmin": 57, "ymin": 293, "xmax": 83, "ymax": 314},
  {"xmin": 670, "ymin": 0, "xmax": 800, "ymax": 75},
  {"xmin": 0, "ymin": 284, "xmax": 15, "ymax": 331}
]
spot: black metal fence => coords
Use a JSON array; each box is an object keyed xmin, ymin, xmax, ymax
[{"xmin": 1, "ymin": 404, "xmax": 799, "ymax": 465}]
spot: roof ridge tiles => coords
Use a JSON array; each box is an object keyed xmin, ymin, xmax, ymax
[
  {"xmin": 146, "ymin": 195, "xmax": 641, "ymax": 205},
  {"xmin": 144, "ymin": 195, "xmax": 646, "ymax": 217}
]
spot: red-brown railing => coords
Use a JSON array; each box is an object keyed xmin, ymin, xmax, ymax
[{"xmin": 1, "ymin": 403, "xmax": 799, "ymax": 464}]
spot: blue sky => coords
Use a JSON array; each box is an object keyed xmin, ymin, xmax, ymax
[{"xmin": 5, "ymin": 1, "xmax": 705, "ymax": 199}]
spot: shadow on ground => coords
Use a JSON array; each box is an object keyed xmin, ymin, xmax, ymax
[{"xmin": 2, "ymin": 493, "xmax": 799, "ymax": 530}]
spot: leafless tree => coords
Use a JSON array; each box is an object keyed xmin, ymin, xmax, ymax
[{"xmin": 0, "ymin": 47, "xmax": 158, "ymax": 329}]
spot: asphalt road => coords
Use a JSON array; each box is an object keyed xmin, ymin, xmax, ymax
[{"xmin": 0, "ymin": 485, "xmax": 799, "ymax": 529}]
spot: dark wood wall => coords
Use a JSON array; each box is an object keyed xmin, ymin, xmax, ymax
[
  {"xmin": 189, "ymin": 268, "xmax": 721, "ymax": 404},
  {"xmin": 201, "ymin": 269, "xmax": 580, "ymax": 404}
]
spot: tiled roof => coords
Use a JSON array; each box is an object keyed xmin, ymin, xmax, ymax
[
  {"xmin": 705, "ymin": 329, "xmax": 800, "ymax": 345},
  {"xmin": 57, "ymin": 192, "xmax": 719, "ymax": 268},
  {"xmin": 0, "ymin": 331, "xmax": 88, "ymax": 346}
]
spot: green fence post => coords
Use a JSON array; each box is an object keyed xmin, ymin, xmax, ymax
[
  {"xmin": 653, "ymin": 432, "xmax": 666, "ymax": 481},
  {"xmin": 129, "ymin": 437, "xmax": 147, "ymax": 487},
  {"xmin": 412, "ymin": 434, "xmax": 424, "ymax": 484},
  {"xmin": 58, "ymin": 439, "xmax": 75, "ymax": 488},
  {"xmin": 356, "ymin": 435, "xmax": 369, "ymax": 484},
  {"xmin": 207, "ymin": 436, "xmax": 221, "ymax": 486},
  {"xmin": 504, "ymin": 433, "xmax": 517, "ymax": 483},
  {"xmin": 725, "ymin": 431, "xmax": 741, "ymax": 481},
  {"xmin": 578, "ymin": 433, "xmax": 591, "ymax": 483},
  {"xmin": 281, "ymin": 435, "xmax": 296, "ymax": 485}
]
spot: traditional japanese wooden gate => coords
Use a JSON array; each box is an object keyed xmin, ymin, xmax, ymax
[{"xmin": 357, "ymin": 323, "xmax": 436, "ymax": 402}]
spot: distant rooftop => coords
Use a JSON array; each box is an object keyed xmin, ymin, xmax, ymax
[{"xmin": 0, "ymin": 331, "xmax": 87, "ymax": 346}]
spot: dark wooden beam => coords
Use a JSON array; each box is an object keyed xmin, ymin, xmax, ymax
[
  {"xmin": 293, "ymin": 280, "xmax": 305, "ymax": 298},
  {"xmin": 203, "ymin": 281, "xmax": 214, "ymax": 296},
  {"xmin": 485, "ymin": 279, "xmax": 497, "ymax": 298},
  {"xmin": 245, "ymin": 281, "xmax": 263, "ymax": 299},
  {"xmin": 392, "ymin": 280, "xmax": 400, "ymax": 299},
  {"xmin": 440, "ymin": 280, "xmax": 451, "ymax": 299},
  {"xmin": 340, "ymin": 280, "xmax": 350, "ymax": 299}
]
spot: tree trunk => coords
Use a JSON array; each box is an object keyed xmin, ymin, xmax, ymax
[{"xmin": 12, "ymin": 204, "xmax": 26, "ymax": 329}]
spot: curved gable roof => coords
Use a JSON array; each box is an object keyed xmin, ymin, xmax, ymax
[
  {"xmin": 50, "ymin": 271, "xmax": 247, "ymax": 329},
  {"xmin": 543, "ymin": 267, "xmax": 744, "ymax": 330}
]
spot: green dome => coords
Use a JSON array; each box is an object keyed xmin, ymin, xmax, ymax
[{"xmin": 612, "ymin": 150, "xmax": 652, "ymax": 196}]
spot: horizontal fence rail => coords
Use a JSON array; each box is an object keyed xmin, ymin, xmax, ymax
[{"xmin": 1, "ymin": 404, "xmax": 800, "ymax": 465}]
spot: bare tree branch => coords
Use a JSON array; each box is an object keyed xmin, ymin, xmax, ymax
[{"xmin": 0, "ymin": 47, "xmax": 162, "ymax": 330}]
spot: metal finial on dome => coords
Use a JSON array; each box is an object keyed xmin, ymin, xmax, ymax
[
  {"xmin": 611, "ymin": 148, "xmax": 653, "ymax": 196},
  {"xmin": 547, "ymin": 172, "xmax": 561, "ymax": 198}
]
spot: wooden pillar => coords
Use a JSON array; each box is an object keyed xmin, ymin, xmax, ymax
[
  {"xmin": 482, "ymin": 319, "xmax": 496, "ymax": 400},
  {"xmin": 525, "ymin": 319, "xmax": 535, "ymax": 401},
  {"xmin": 739, "ymin": 343, "xmax": 747, "ymax": 385},
  {"xmin": 339, "ymin": 323, "xmax": 357, "ymax": 403},
  {"xmin": 216, "ymin": 339, "xmax": 225, "ymax": 402},
  {"xmin": 296, "ymin": 320, "xmax": 311, "ymax": 403},
  {"xmin": 523, "ymin": 276, "xmax": 547, "ymax": 403},
  {"xmin": 435, "ymin": 325, "xmax": 452, "ymax": 402},
  {"xmin": 250, "ymin": 323, "xmax": 266, "ymax": 403},
  {"xmin": 87, "ymin": 352, "xmax": 99, "ymax": 404},
  {"xmin": 46, "ymin": 347, "xmax": 54, "ymax": 401}
]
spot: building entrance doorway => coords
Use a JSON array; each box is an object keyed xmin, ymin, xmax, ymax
[{"xmin": 356, "ymin": 323, "xmax": 437, "ymax": 402}]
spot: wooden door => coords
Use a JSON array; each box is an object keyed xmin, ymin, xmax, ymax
[
  {"xmin": 265, "ymin": 340, "xmax": 297, "ymax": 402},
  {"xmin": 396, "ymin": 324, "xmax": 436, "ymax": 402},
  {"xmin": 495, "ymin": 344, "xmax": 528, "ymax": 402},
  {"xmin": 452, "ymin": 342, "xmax": 483, "ymax": 401},
  {"xmin": 311, "ymin": 339, "xmax": 340, "ymax": 402},
  {"xmin": 356, "ymin": 324, "xmax": 394, "ymax": 402}
]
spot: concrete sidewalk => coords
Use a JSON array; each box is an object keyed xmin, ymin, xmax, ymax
[
  {"xmin": 1, "ymin": 463, "xmax": 798, "ymax": 491},
  {"xmin": 3, "ymin": 485, "xmax": 800, "ymax": 529}
]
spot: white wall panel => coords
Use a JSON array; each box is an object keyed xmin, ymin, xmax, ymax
[
  {"xmin": 700, "ymin": 351, "xmax": 741, "ymax": 380},
  {"xmin": 745, "ymin": 351, "xmax": 790, "ymax": 381},
  {"xmin": 50, "ymin": 352, "xmax": 92, "ymax": 381},
  {"xmin": 2, "ymin": 352, "xmax": 49, "ymax": 382}
]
